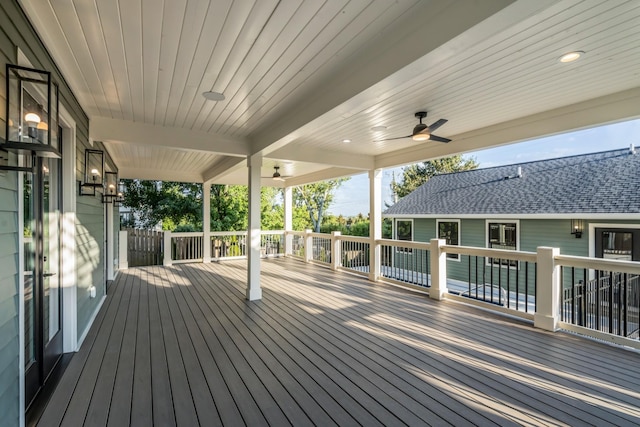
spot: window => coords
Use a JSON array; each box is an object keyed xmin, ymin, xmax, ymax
[
  {"xmin": 487, "ymin": 221, "xmax": 518, "ymax": 267},
  {"xmin": 395, "ymin": 219, "xmax": 413, "ymax": 252},
  {"xmin": 437, "ymin": 220, "xmax": 460, "ymax": 260}
]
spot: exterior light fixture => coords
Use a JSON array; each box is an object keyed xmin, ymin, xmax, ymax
[
  {"xmin": 202, "ymin": 91, "xmax": 225, "ymax": 101},
  {"xmin": 559, "ymin": 51, "xmax": 584, "ymax": 63},
  {"xmin": 342, "ymin": 139, "xmax": 351, "ymax": 143},
  {"xmin": 412, "ymin": 133, "xmax": 430, "ymax": 142},
  {"xmin": 102, "ymin": 171, "xmax": 120, "ymax": 203},
  {"xmin": 571, "ymin": 219, "xmax": 583, "ymax": 238},
  {"xmin": 80, "ymin": 149, "xmax": 104, "ymax": 196},
  {"xmin": 2, "ymin": 65, "xmax": 59, "ymax": 172}
]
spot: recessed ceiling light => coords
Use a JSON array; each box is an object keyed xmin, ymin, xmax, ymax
[
  {"xmin": 342, "ymin": 139, "xmax": 351, "ymax": 143},
  {"xmin": 202, "ymin": 91, "xmax": 225, "ymax": 101},
  {"xmin": 371, "ymin": 125, "xmax": 387, "ymax": 132},
  {"xmin": 559, "ymin": 51, "xmax": 584, "ymax": 63}
]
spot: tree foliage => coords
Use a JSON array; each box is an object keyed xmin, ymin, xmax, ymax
[
  {"xmin": 121, "ymin": 180, "xmax": 203, "ymax": 230},
  {"xmin": 391, "ymin": 155, "xmax": 478, "ymax": 199},
  {"xmin": 293, "ymin": 178, "xmax": 349, "ymax": 232}
]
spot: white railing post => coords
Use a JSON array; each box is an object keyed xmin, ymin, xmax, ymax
[
  {"xmin": 163, "ymin": 231, "xmax": 172, "ymax": 266},
  {"xmin": 202, "ymin": 181, "xmax": 211, "ymax": 263},
  {"xmin": 331, "ymin": 231, "xmax": 341, "ymax": 271},
  {"xmin": 368, "ymin": 168, "xmax": 382, "ymax": 283},
  {"xmin": 534, "ymin": 246, "xmax": 560, "ymax": 331},
  {"xmin": 429, "ymin": 238, "xmax": 448, "ymax": 300},
  {"xmin": 118, "ymin": 230, "xmax": 128, "ymax": 270},
  {"xmin": 284, "ymin": 187, "xmax": 293, "ymax": 256},
  {"xmin": 305, "ymin": 229, "xmax": 313, "ymax": 263}
]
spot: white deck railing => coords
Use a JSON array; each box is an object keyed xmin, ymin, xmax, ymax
[{"xmin": 120, "ymin": 229, "xmax": 640, "ymax": 349}]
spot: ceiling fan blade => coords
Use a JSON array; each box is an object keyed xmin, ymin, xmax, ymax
[
  {"xmin": 429, "ymin": 134, "xmax": 451, "ymax": 143},
  {"xmin": 426, "ymin": 118, "xmax": 448, "ymax": 132},
  {"xmin": 376, "ymin": 134, "xmax": 412, "ymax": 142}
]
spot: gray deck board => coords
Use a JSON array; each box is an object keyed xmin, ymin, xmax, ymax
[{"xmin": 38, "ymin": 258, "xmax": 640, "ymax": 426}]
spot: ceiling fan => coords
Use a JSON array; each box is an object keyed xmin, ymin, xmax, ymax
[
  {"xmin": 263, "ymin": 166, "xmax": 291, "ymax": 181},
  {"xmin": 378, "ymin": 111, "xmax": 451, "ymax": 143}
]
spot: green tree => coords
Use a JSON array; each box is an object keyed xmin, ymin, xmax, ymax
[
  {"xmin": 391, "ymin": 155, "xmax": 478, "ymax": 199},
  {"xmin": 121, "ymin": 180, "xmax": 202, "ymax": 230},
  {"xmin": 293, "ymin": 178, "xmax": 349, "ymax": 232}
]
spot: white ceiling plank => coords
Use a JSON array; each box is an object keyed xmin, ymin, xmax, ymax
[
  {"xmin": 118, "ymin": 166, "xmax": 203, "ymax": 182},
  {"xmin": 163, "ymin": 0, "xmax": 212, "ymax": 127},
  {"xmin": 172, "ymin": 0, "xmax": 233, "ymax": 128},
  {"xmin": 202, "ymin": 156, "xmax": 247, "ymax": 183},
  {"xmin": 154, "ymin": 0, "xmax": 188, "ymax": 124},
  {"xmin": 268, "ymin": 146, "xmax": 374, "ymax": 170},
  {"xmin": 118, "ymin": 0, "xmax": 145, "ymax": 122},
  {"xmin": 91, "ymin": 117, "xmax": 250, "ymax": 156},
  {"xmin": 141, "ymin": 0, "xmax": 163, "ymax": 123}
]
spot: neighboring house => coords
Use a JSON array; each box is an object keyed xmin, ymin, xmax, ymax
[{"xmin": 384, "ymin": 147, "xmax": 640, "ymax": 288}]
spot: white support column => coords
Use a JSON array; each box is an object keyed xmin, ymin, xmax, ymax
[
  {"xmin": 118, "ymin": 230, "xmax": 128, "ymax": 269},
  {"xmin": 368, "ymin": 169, "xmax": 382, "ymax": 282},
  {"xmin": 106, "ymin": 204, "xmax": 115, "ymax": 280},
  {"xmin": 331, "ymin": 231, "xmax": 341, "ymax": 271},
  {"xmin": 534, "ymin": 246, "xmax": 560, "ymax": 331},
  {"xmin": 202, "ymin": 181, "xmax": 211, "ymax": 263},
  {"xmin": 429, "ymin": 238, "xmax": 448, "ymax": 300},
  {"xmin": 305, "ymin": 229, "xmax": 313, "ymax": 263},
  {"xmin": 284, "ymin": 186, "xmax": 293, "ymax": 256},
  {"xmin": 247, "ymin": 154, "xmax": 262, "ymax": 301},
  {"xmin": 163, "ymin": 231, "xmax": 172, "ymax": 266}
]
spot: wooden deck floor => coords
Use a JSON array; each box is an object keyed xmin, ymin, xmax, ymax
[{"xmin": 38, "ymin": 258, "xmax": 640, "ymax": 426}]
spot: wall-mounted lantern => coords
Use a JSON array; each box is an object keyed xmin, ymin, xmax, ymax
[
  {"xmin": 571, "ymin": 219, "xmax": 583, "ymax": 238},
  {"xmin": 102, "ymin": 171, "xmax": 124, "ymax": 204},
  {"xmin": 79, "ymin": 149, "xmax": 104, "ymax": 196},
  {"xmin": 4, "ymin": 64, "xmax": 59, "ymax": 158}
]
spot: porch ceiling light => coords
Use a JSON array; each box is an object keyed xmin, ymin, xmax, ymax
[
  {"xmin": 559, "ymin": 51, "xmax": 584, "ymax": 63},
  {"xmin": 202, "ymin": 91, "xmax": 225, "ymax": 101}
]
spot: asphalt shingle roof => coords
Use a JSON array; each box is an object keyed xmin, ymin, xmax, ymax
[{"xmin": 384, "ymin": 148, "xmax": 640, "ymax": 216}]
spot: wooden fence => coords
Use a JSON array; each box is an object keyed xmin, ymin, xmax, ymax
[{"xmin": 126, "ymin": 228, "xmax": 164, "ymax": 267}]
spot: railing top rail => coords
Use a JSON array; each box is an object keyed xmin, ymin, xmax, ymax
[
  {"xmin": 210, "ymin": 231, "xmax": 247, "ymax": 236},
  {"xmin": 286, "ymin": 231, "xmax": 306, "ymax": 237},
  {"xmin": 170, "ymin": 232, "xmax": 204, "ymax": 237},
  {"xmin": 555, "ymin": 254, "xmax": 640, "ymax": 275},
  {"xmin": 309, "ymin": 232, "xmax": 331, "ymax": 239},
  {"xmin": 445, "ymin": 245, "xmax": 538, "ymax": 263},
  {"xmin": 261, "ymin": 230, "xmax": 285, "ymax": 235},
  {"xmin": 376, "ymin": 238, "xmax": 431, "ymax": 251}
]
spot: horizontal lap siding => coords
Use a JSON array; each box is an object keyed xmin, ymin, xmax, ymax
[
  {"xmin": 0, "ymin": 1, "xmax": 92, "ymax": 425},
  {"xmin": 0, "ymin": 3, "xmax": 21, "ymax": 425}
]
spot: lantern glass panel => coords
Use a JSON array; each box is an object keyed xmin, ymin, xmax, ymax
[
  {"xmin": 6, "ymin": 66, "xmax": 53, "ymax": 147},
  {"xmin": 105, "ymin": 172, "xmax": 118, "ymax": 195},
  {"xmin": 84, "ymin": 150, "xmax": 104, "ymax": 186}
]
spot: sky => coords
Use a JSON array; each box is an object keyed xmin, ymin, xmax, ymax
[{"xmin": 328, "ymin": 119, "xmax": 640, "ymax": 217}]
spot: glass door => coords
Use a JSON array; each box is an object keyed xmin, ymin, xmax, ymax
[{"xmin": 24, "ymin": 156, "xmax": 62, "ymax": 408}]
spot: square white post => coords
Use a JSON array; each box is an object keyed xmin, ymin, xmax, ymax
[
  {"xmin": 163, "ymin": 231, "xmax": 172, "ymax": 266},
  {"xmin": 118, "ymin": 230, "xmax": 128, "ymax": 269},
  {"xmin": 534, "ymin": 246, "xmax": 560, "ymax": 331},
  {"xmin": 305, "ymin": 229, "xmax": 313, "ymax": 263},
  {"xmin": 247, "ymin": 154, "xmax": 262, "ymax": 301},
  {"xmin": 429, "ymin": 238, "xmax": 448, "ymax": 300},
  {"xmin": 202, "ymin": 181, "xmax": 211, "ymax": 263},
  {"xmin": 284, "ymin": 186, "xmax": 293, "ymax": 255},
  {"xmin": 331, "ymin": 231, "xmax": 341, "ymax": 271},
  {"xmin": 368, "ymin": 169, "xmax": 382, "ymax": 282}
]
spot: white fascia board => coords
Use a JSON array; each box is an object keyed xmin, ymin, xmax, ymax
[
  {"xmin": 268, "ymin": 146, "xmax": 374, "ymax": 170},
  {"xmin": 91, "ymin": 117, "xmax": 249, "ymax": 157},
  {"xmin": 383, "ymin": 213, "xmax": 640, "ymax": 220},
  {"xmin": 283, "ymin": 167, "xmax": 361, "ymax": 187},
  {"xmin": 375, "ymin": 87, "xmax": 640, "ymax": 170},
  {"xmin": 118, "ymin": 167, "xmax": 203, "ymax": 183}
]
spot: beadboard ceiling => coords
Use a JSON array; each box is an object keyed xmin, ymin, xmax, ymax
[{"xmin": 20, "ymin": 0, "xmax": 640, "ymax": 185}]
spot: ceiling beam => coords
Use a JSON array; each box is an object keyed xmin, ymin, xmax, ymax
[
  {"xmin": 248, "ymin": 0, "xmax": 519, "ymax": 157},
  {"xmin": 91, "ymin": 117, "xmax": 249, "ymax": 156},
  {"xmin": 267, "ymin": 146, "xmax": 374, "ymax": 170},
  {"xmin": 282, "ymin": 167, "xmax": 361, "ymax": 188},
  {"xmin": 202, "ymin": 156, "xmax": 246, "ymax": 183},
  {"xmin": 375, "ymin": 87, "xmax": 640, "ymax": 169},
  {"xmin": 118, "ymin": 167, "xmax": 203, "ymax": 183}
]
